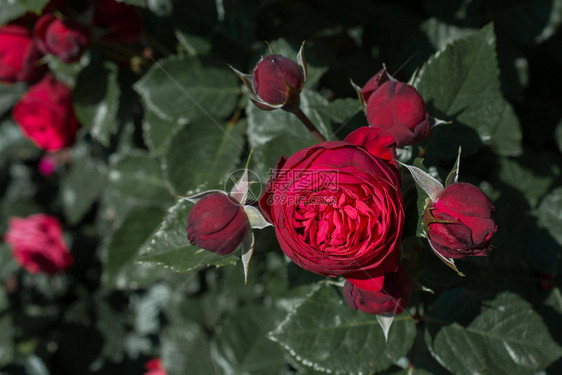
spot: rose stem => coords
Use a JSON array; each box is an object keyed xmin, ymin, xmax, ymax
[{"xmin": 292, "ymin": 108, "xmax": 327, "ymax": 142}]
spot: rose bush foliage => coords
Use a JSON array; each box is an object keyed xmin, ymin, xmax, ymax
[{"xmin": 0, "ymin": 1, "xmax": 561, "ymax": 374}]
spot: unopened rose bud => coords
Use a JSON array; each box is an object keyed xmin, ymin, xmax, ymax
[
  {"xmin": 253, "ymin": 54, "xmax": 304, "ymax": 109},
  {"xmin": 344, "ymin": 264, "xmax": 412, "ymax": 315},
  {"xmin": 34, "ymin": 14, "xmax": 90, "ymax": 63},
  {"xmin": 187, "ymin": 192, "xmax": 249, "ymax": 255},
  {"xmin": 424, "ymin": 183, "xmax": 497, "ymax": 259},
  {"xmin": 360, "ymin": 68, "xmax": 389, "ymax": 104},
  {"xmin": 366, "ymin": 81, "xmax": 430, "ymax": 147}
]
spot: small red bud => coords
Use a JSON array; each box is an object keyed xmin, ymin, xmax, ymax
[
  {"xmin": 187, "ymin": 193, "xmax": 249, "ymax": 255},
  {"xmin": 366, "ymin": 81, "xmax": 430, "ymax": 147},
  {"xmin": 424, "ymin": 183, "xmax": 497, "ymax": 259},
  {"xmin": 253, "ymin": 55, "xmax": 304, "ymax": 108}
]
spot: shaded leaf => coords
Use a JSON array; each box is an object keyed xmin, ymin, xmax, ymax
[
  {"xmin": 428, "ymin": 292, "xmax": 562, "ymax": 375},
  {"xmin": 269, "ymin": 284, "xmax": 416, "ymax": 374},
  {"xmin": 73, "ymin": 61, "xmax": 120, "ymax": 146},
  {"xmin": 134, "ymin": 54, "xmax": 239, "ymax": 123},
  {"xmin": 414, "ymin": 24, "xmax": 522, "ymax": 157}
]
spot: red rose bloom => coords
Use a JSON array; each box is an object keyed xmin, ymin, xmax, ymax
[
  {"xmin": 366, "ymin": 81, "xmax": 430, "ymax": 147},
  {"xmin": 144, "ymin": 358, "xmax": 167, "ymax": 375},
  {"xmin": 93, "ymin": 0, "xmax": 142, "ymax": 44},
  {"xmin": 187, "ymin": 192, "xmax": 249, "ymax": 255},
  {"xmin": 253, "ymin": 54, "xmax": 304, "ymax": 109},
  {"xmin": 4, "ymin": 214, "xmax": 73, "ymax": 275},
  {"xmin": 259, "ymin": 141, "xmax": 404, "ymax": 284},
  {"xmin": 424, "ymin": 182, "xmax": 497, "ymax": 258},
  {"xmin": 34, "ymin": 14, "xmax": 90, "ymax": 63},
  {"xmin": 0, "ymin": 23, "xmax": 44, "ymax": 84},
  {"xmin": 12, "ymin": 74, "xmax": 79, "ymax": 151},
  {"xmin": 344, "ymin": 263, "xmax": 412, "ymax": 315}
]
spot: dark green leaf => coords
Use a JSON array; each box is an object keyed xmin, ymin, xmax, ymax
[
  {"xmin": 545, "ymin": 288, "xmax": 562, "ymax": 315},
  {"xmin": 142, "ymin": 110, "xmax": 183, "ymax": 156},
  {"xmin": 213, "ymin": 305, "xmax": 286, "ymax": 375},
  {"xmin": 61, "ymin": 146, "xmax": 108, "ymax": 225},
  {"xmin": 0, "ymin": 0, "xmax": 48, "ymax": 25},
  {"xmin": 0, "ymin": 82, "xmax": 25, "ymax": 116},
  {"xmin": 102, "ymin": 206, "xmax": 165, "ymax": 287},
  {"xmin": 137, "ymin": 199, "xmax": 237, "ymax": 273},
  {"xmin": 134, "ymin": 55, "xmax": 239, "ymax": 123},
  {"xmin": 428, "ymin": 292, "xmax": 562, "ymax": 375},
  {"xmin": 0, "ymin": 316, "xmax": 13, "ymax": 364},
  {"xmin": 0, "ymin": 120, "xmax": 38, "ymax": 164},
  {"xmin": 73, "ymin": 61, "xmax": 120, "ymax": 146},
  {"xmin": 115, "ymin": 0, "xmax": 146, "ymax": 6},
  {"xmin": 535, "ymin": 187, "xmax": 562, "ymax": 246},
  {"xmin": 414, "ymin": 24, "xmax": 522, "ymax": 157},
  {"xmin": 175, "ymin": 31, "xmax": 212, "ymax": 56},
  {"xmin": 420, "ymin": 18, "xmax": 476, "ymax": 51},
  {"xmin": 108, "ymin": 150, "xmax": 172, "ymax": 205},
  {"xmin": 269, "ymin": 283, "xmax": 416, "ymax": 374},
  {"xmin": 161, "ymin": 321, "xmax": 218, "ymax": 375},
  {"xmin": 163, "ymin": 119, "xmax": 245, "ymax": 195}
]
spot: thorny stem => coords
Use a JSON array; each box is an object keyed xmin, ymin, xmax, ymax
[{"xmin": 291, "ymin": 107, "xmax": 327, "ymax": 143}]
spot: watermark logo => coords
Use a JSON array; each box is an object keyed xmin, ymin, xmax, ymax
[{"xmin": 223, "ymin": 169, "xmax": 263, "ymax": 202}]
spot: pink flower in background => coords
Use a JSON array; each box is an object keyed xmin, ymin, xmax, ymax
[
  {"xmin": 38, "ymin": 154, "xmax": 57, "ymax": 176},
  {"xmin": 0, "ymin": 23, "xmax": 45, "ymax": 84},
  {"xmin": 4, "ymin": 214, "xmax": 73, "ymax": 275},
  {"xmin": 12, "ymin": 74, "xmax": 79, "ymax": 151},
  {"xmin": 144, "ymin": 358, "xmax": 167, "ymax": 375}
]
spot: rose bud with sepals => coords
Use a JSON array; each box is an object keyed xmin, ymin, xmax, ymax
[
  {"xmin": 34, "ymin": 14, "xmax": 90, "ymax": 63},
  {"xmin": 187, "ymin": 192, "xmax": 249, "ymax": 256},
  {"xmin": 366, "ymin": 80, "xmax": 430, "ymax": 147},
  {"xmin": 252, "ymin": 54, "xmax": 304, "ymax": 110},
  {"xmin": 423, "ymin": 182, "xmax": 497, "ymax": 259}
]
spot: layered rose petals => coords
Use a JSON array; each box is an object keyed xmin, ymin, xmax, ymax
[{"xmin": 260, "ymin": 141, "xmax": 404, "ymax": 279}]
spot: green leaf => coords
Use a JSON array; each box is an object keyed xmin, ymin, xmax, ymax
[
  {"xmin": 108, "ymin": 150, "xmax": 172, "ymax": 205},
  {"xmin": 61, "ymin": 146, "xmax": 108, "ymax": 225},
  {"xmin": 0, "ymin": 316, "xmax": 13, "ymax": 365},
  {"xmin": 545, "ymin": 288, "xmax": 562, "ymax": 315},
  {"xmin": 0, "ymin": 0, "xmax": 48, "ymax": 25},
  {"xmin": 269, "ymin": 284, "xmax": 416, "ymax": 374},
  {"xmin": 137, "ymin": 199, "xmax": 237, "ymax": 273},
  {"xmin": 0, "ymin": 82, "xmax": 25, "ymax": 116},
  {"xmin": 428, "ymin": 292, "xmax": 562, "ymax": 375},
  {"xmin": 414, "ymin": 24, "xmax": 522, "ymax": 157},
  {"xmin": 163, "ymin": 119, "xmax": 246, "ymax": 195},
  {"xmin": 175, "ymin": 31, "xmax": 212, "ymax": 56},
  {"xmin": 213, "ymin": 305, "xmax": 286, "ymax": 375},
  {"xmin": 134, "ymin": 55, "xmax": 239, "ymax": 123},
  {"xmin": 102, "ymin": 206, "xmax": 165, "ymax": 287},
  {"xmin": 0, "ymin": 120, "xmax": 38, "ymax": 165},
  {"xmin": 142, "ymin": 110, "xmax": 183, "ymax": 156},
  {"xmin": 535, "ymin": 187, "xmax": 562, "ymax": 246},
  {"xmin": 73, "ymin": 61, "xmax": 120, "ymax": 146},
  {"xmin": 420, "ymin": 18, "xmax": 476, "ymax": 51},
  {"xmin": 161, "ymin": 321, "xmax": 218, "ymax": 375}
]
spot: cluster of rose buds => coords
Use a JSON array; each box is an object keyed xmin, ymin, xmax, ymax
[{"xmin": 186, "ymin": 47, "xmax": 498, "ymax": 317}]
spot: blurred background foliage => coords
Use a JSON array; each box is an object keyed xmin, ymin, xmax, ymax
[{"xmin": 1, "ymin": 0, "xmax": 562, "ymax": 374}]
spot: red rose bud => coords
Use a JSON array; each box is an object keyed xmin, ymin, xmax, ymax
[
  {"xmin": 93, "ymin": 0, "xmax": 142, "ymax": 44},
  {"xmin": 0, "ymin": 23, "xmax": 45, "ymax": 84},
  {"xmin": 13, "ymin": 74, "xmax": 79, "ymax": 151},
  {"xmin": 424, "ymin": 182, "xmax": 497, "ymax": 259},
  {"xmin": 366, "ymin": 81, "xmax": 430, "ymax": 147},
  {"xmin": 253, "ymin": 54, "xmax": 304, "ymax": 109},
  {"xmin": 259, "ymin": 141, "xmax": 404, "ymax": 278},
  {"xmin": 360, "ymin": 68, "xmax": 389, "ymax": 104},
  {"xmin": 344, "ymin": 263, "xmax": 412, "ymax": 315},
  {"xmin": 187, "ymin": 193, "xmax": 249, "ymax": 255},
  {"xmin": 5, "ymin": 214, "xmax": 73, "ymax": 275},
  {"xmin": 34, "ymin": 14, "xmax": 90, "ymax": 63}
]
